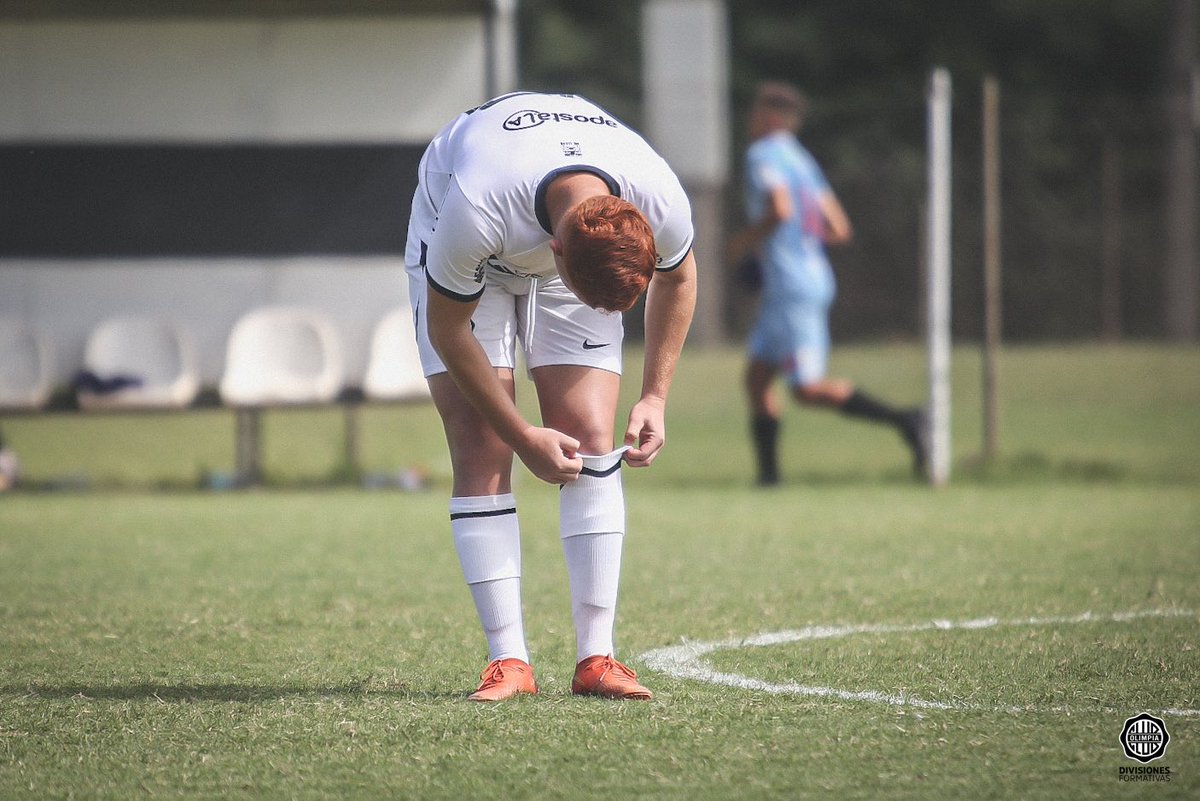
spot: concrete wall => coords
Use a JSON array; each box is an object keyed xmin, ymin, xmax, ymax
[
  {"xmin": 0, "ymin": 13, "xmax": 499, "ymax": 391},
  {"xmin": 0, "ymin": 16, "xmax": 486, "ymax": 142},
  {"xmin": 642, "ymin": 0, "xmax": 730, "ymax": 345}
]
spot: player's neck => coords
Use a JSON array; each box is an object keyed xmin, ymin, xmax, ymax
[
  {"xmin": 545, "ymin": 172, "xmax": 611, "ymax": 234},
  {"xmin": 756, "ymin": 126, "xmax": 794, "ymax": 142}
]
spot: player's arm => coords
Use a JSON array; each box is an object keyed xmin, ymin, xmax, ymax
[
  {"xmin": 726, "ymin": 184, "xmax": 791, "ymax": 263},
  {"xmin": 425, "ymin": 181, "xmax": 582, "ymax": 484},
  {"xmin": 624, "ymin": 249, "xmax": 697, "ymax": 467},
  {"xmin": 425, "ymin": 284, "xmax": 582, "ymax": 485},
  {"xmin": 817, "ymin": 191, "xmax": 853, "ymax": 245}
]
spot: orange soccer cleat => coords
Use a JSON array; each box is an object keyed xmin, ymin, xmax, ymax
[
  {"xmin": 467, "ymin": 658, "xmax": 538, "ymax": 702},
  {"xmin": 571, "ymin": 655, "xmax": 653, "ymax": 700}
]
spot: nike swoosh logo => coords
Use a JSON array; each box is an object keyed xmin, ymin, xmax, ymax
[{"xmin": 582, "ymin": 339, "xmax": 610, "ymax": 350}]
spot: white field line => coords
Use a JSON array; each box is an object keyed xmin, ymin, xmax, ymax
[{"xmin": 638, "ymin": 608, "xmax": 1199, "ymax": 717}]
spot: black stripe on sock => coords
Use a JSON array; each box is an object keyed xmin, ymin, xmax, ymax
[
  {"xmin": 449, "ymin": 507, "xmax": 517, "ymax": 521},
  {"xmin": 580, "ymin": 461, "xmax": 622, "ymax": 478}
]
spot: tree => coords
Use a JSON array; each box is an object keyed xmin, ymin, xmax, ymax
[{"xmin": 517, "ymin": 0, "xmax": 1195, "ymax": 340}]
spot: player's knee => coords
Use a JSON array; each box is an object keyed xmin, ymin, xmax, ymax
[
  {"xmin": 443, "ymin": 423, "xmax": 513, "ymax": 492},
  {"xmin": 793, "ymin": 379, "xmax": 848, "ymax": 407},
  {"xmin": 793, "ymin": 383, "xmax": 822, "ymax": 405},
  {"xmin": 577, "ymin": 431, "xmax": 615, "ymax": 457}
]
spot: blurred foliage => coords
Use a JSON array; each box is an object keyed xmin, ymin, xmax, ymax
[{"xmin": 517, "ymin": 0, "xmax": 1194, "ymax": 340}]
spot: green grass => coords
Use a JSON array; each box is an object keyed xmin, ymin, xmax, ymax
[
  {"xmin": 1, "ymin": 343, "xmax": 1198, "ymax": 799},
  {"xmin": 4, "ymin": 342, "xmax": 1198, "ymax": 489}
]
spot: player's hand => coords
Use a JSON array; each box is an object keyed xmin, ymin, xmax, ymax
[
  {"xmin": 516, "ymin": 426, "xmax": 583, "ymax": 485},
  {"xmin": 623, "ymin": 397, "xmax": 667, "ymax": 468}
]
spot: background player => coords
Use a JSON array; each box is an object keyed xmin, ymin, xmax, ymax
[
  {"xmin": 407, "ymin": 92, "xmax": 697, "ymax": 701},
  {"xmin": 729, "ymin": 82, "xmax": 926, "ymax": 486}
]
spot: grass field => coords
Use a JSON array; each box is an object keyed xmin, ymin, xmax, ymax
[{"xmin": 1, "ymin": 343, "xmax": 1198, "ymax": 799}]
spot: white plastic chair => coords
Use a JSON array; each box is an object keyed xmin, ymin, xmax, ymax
[
  {"xmin": 0, "ymin": 318, "xmax": 54, "ymax": 409},
  {"xmin": 363, "ymin": 307, "xmax": 431, "ymax": 402},
  {"xmin": 219, "ymin": 306, "xmax": 344, "ymax": 406},
  {"xmin": 77, "ymin": 316, "xmax": 200, "ymax": 409}
]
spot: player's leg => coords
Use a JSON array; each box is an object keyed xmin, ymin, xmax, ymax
[
  {"xmin": 746, "ymin": 308, "xmax": 786, "ymax": 486},
  {"xmin": 746, "ymin": 358, "xmax": 783, "ymax": 486},
  {"xmin": 409, "ymin": 257, "xmax": 535, "ymax": 699},
  {"xmin": 527, "ymin": 278, "xmax": 651, "ymax": 699},
  {"xmin": 529, "ymin": 301, "xmax": 623, "ymax": 665},
  {"xmin": 428, "ymin": 372, "xmax": 537, "ymax": 700},
  {"xmin": 532, "ymin": 362, "xmax": 621, "ymax": 652},
  {"xmin": 837, "ymin": 388, "xmax": 928, "ymax": 476},
  {"xmin": 784, "ymin": 306, "xmax": 928, "ymax": 474}
]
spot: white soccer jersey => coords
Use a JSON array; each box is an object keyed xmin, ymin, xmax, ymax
[{"xmin": 410, "ymin": 92, "xmax": 695, "ymax": 302}]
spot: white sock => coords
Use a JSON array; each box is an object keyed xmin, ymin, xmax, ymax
[
  {"xmin": 561, "ymin": 531, "xmax": 623, "ymax": 661},
  {"xmin": 468, "ymin": 578, "xmax": 529, "ymax": 663},
  {"xmin": 560, "ymin": 450, "xmax": 626, "ymax": 662},
  {"xmin": 450, "ymin": 494, "xmax": 529, "ymax": 664}
]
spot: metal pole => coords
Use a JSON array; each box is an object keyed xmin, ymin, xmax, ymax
[
  {"xmin": 235, "ymin": 407, "xmax": 262, "ymax": 487},
  {"xmin": 643, "ymin": 0, "xmax": 730, "ymax": 346},
  {"xmin": 1163, "ymin": 0, "xmax": 1198, "ymax": 341},
  {"xmin": 343, "ymin": 401, "xmax": 361, "ymax": 480},
  {"xmin": 982, "ymin": 76, "xmax": 1002, "ymax": 462},
  {"xmin": 1101, "ymin": 136, "xmax": 1123, "ymax": 341},
  {"xmin": 926, "ymin": 68, "xmax": 952, "ymax": 487},
  {"xmin": 486, "ymin": 0, "xmax": 519, "ymax": 98}
]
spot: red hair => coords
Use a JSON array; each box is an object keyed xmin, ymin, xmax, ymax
[{"xmin": 557, "ymin": 195, "xmax": 656, "ymax": 313}]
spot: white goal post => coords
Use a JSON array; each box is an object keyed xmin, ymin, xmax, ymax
[{"xmin": 926, "ymin": 68, "xmax": 953, "ymax": 487}]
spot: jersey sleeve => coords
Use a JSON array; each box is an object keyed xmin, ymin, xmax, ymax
[
  {"xmin": 422, "ymin": 178, "xmax": 502, "ymax": 302},
  {"xmin": 744, "ymin": 141, "xmax": 786, "ymax": 222},
  {"xmin": 653, "ymin": 173, "xmax": 695, "ymax": 271},
  {"xmin": 747, "ymin": 141, "xmax": 787, "ymax": 193},
  {"xmin": 794, "ymin": 147, "xmax": 832, "ymax": 197}
]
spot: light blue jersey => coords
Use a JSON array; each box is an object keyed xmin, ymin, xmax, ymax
[
  {"xmin": 745, "ymin": 130, "xmax": 836, "ymax": 306},
  {"xmin": 745, "ymin": 130, "xmax": 837, "ymax": 386}
]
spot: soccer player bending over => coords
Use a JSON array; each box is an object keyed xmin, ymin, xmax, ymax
[
  {"xmin": 405, "ymin": 92, "xmax": 697, "ymax": 701},
  {"xmin": 729, "ymin": 82, "xmax": 927, "ymax": 486}
]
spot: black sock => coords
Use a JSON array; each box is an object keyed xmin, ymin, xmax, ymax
[
  {"xmin": 841, "ymin": 391, "xmax": 928, "ymax": 476},
  {"xmin": 751, "ymin": 415, "xmax": 780, "ymax": 485},
  {"xmin": 840, "ymin": 390, "xmax": 908, "ymax": 428}
]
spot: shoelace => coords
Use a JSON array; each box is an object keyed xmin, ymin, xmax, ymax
[
  {"xmin": 596, "ymin": 656, "xmax": 638, "ymax": 682},
  {"xmin": 479, "ymin": 661, "xmax": 509, "ymax": 686}
]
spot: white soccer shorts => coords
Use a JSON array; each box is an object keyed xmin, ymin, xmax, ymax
[{"xmin": 406, "ymin": 264, "xmax": 624, "ymax": 379}]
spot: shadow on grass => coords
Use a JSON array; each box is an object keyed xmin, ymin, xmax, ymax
[
  {"xmin": 7, "ymin": 681, "xmax": 465, "ymax": 703},
  {"xmin": 640, "ymin": 467, "xmax": 923, "ymax": 491},
  {"xmin": 642, "ymin": 451, "xmax": 1179, "ymax": 491},
  {"xmin": 955, "ymin": 451, "xmax": 1136, "ymax": 484}
]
